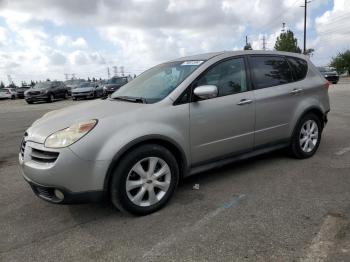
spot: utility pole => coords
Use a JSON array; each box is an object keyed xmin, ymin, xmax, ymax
[
  {"xmin": 262, "ymin": 35, "xmax": 266, "ymax": 50},
  {"xmin": 7, "ymin": 74, "xmax": 13, "ymax": 85},
  {"xmin": 120, "ymin": 66, "xmax": 124, "ymax": 76},
  {"xmin": 301, "ymin": 0, "xmax": 311, "ymax": 54},
  {"xmin": 282, "ymin": 22, "xmax": 286, "ymax": 33},
  {"xmin": 113, "ymin": 66, "xmax": 118, "ymax": 76},
  {"xmin": 245, "ymin": 35, "xmax": 248, "ymax": 46},
  {"xmin": 107, "ymin": 67, "xmax": 110, "ymax": 79}
]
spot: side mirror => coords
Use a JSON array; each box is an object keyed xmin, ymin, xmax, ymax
[{"xmin": 193, "ymin": 85, "xmax": 218, "ymax": 100}]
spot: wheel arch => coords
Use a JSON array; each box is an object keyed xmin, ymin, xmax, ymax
[
  {"xmin": 290, "ymin": 106, "xmax": 326, "ymax": 140},
  {"xmin": 298, "ymin": 106, "xmax": 326, "ymax": 129},
  {"xmin": 103, "ymin": 135, "xmax": 188, "ymax": 192}
]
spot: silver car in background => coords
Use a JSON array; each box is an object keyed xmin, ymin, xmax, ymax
[
  {"xmin": 19, "ymin": 51, "xmax": 330, "ymax": 215},
  {"xmin": 0, "ymin": 88, "xmax": 17, "ymax": 99},
  {"xmin": 71, "ymin": 82, "xmax": 104, "ymax": 100}
]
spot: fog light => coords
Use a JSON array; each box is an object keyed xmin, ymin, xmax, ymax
[{"xmin": 54, "ymin": 189, "xmax": 64, "ymax": 200}]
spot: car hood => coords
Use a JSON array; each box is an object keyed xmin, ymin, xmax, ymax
[
  {"xmin": 72, "ymin": 87, "xmax": 94, "ymax": 92},
  {"xmin": 26, "ymin": 99, "xmax": 146, "ymax": 144}
]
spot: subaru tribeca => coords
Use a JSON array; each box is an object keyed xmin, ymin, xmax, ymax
[{"xmin": 19, "ymin": 51, "xmax": 330, "ymax": 215}]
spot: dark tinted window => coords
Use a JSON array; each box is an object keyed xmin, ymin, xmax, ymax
[
  {"xmin": 287, "ymin": 57, "xmax": 308, "ymax": 81},
  {"xmin": 250, "ymin": 56, "xmax": 293, "ymax": 89},
  {"xmin": 195, "ymin": 57, "xmax": 247, "ymax": 97}
]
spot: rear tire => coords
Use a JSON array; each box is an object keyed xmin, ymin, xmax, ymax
[
  {"xmin": 289, "ymin": 113, "xmax": 322, "ymax": 159},
  {"xmin": 11, "ymin": 95, "xmax": 15, "ymax": 100},
  {"xmin": 110, "ymin": 144, "xmax": 179, "ymax": 216},
  {"xmin": 26, "ymin": 101, "xmax": 33, "ymax": 104}
]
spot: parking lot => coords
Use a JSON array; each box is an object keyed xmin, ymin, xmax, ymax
[{"xmin": 1, "ymin": 79, "xmax": 350, "ymax": 261}]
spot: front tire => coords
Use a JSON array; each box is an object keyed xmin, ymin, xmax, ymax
[
  {"xmin": 110, "ymin": 144, "xmax": 179, "ymax": 216},
  {"xmin": 47, "ymin": 94, "xmax": 54, "ymax": 103},
  {"xmin": 289, "ymin": 113, "xmax": 322, "ymax": 159}
]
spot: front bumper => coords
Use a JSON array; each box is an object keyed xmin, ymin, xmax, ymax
[
  {"xmin": 24, "ymin": 177, "xmax": 105, "ymax": 204},
  {"xmin": 72, "ymin": 92, "xmax": 94, "ymax": 99},
  {"xmin": 19, "ymin": 140, "xmax": 110, "ymax": 203},
  {"xmin": 25, "ymin": 94, "xmax": 48, "ymax": 102}
]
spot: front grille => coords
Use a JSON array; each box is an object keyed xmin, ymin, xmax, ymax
[
  {"xmin": 28, "ymin": 91, "xmax": 41, "ymax": 95},
  {"xmin": 30, "ymin": 148, "xmax": 59, "ymax": 163},
  {"xmin": 74, "ymin": 92, "xmax": 91, "ymax": 95},
  {"xmin": 20, "ymin": 133, "xmax": 28, "ymax": 158}
]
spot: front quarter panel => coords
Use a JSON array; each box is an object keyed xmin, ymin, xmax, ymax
[{"xmin": 68, "ymin": 101, "xmax": 190, "ymax": 165}]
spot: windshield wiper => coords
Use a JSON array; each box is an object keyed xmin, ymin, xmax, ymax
[{"xmin": 112, "ymin": 96, "xmax": 147, "ymax": 104}]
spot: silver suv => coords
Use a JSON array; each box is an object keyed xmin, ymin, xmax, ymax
[{"xmin": 19, "ymin": 51, "xmax": 330, "ymax": 215}]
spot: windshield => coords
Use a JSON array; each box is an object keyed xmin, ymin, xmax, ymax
[
  {"xmin": 33, "ymin": 82, "xmax": 52, "ymax": 89},
  {"xmin": 78, "ymin": 83, "xmax": 93, "ymax": 88},
  {"xmin": 108, "ymin": 77, "xmax": 127, "ymax": 85},
  {"xmin": 111, "ymin": 61, "xmax": 203, "ymax": 103}
]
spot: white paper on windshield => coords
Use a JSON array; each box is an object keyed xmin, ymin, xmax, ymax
[{"xmin": 181, "ymin": 61, "xmax": 204, "ymax": 66}]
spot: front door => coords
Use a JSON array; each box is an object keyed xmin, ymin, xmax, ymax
[{"xmin": 190, "ymin": 57, "xmax": 255, "ymax": 164}]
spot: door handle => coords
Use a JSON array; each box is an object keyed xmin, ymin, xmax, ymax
[
  {"xmin": 237, "ymin": 99, "xmax": 253, "ymax": 105},
  {"xmin": 290, "ymin": 88, "xmax": 303, "ymax": 94}
]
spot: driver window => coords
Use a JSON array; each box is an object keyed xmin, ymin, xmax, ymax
[{"xmin": 196, "ymin": 57, "xmax": 247, "ymax": 97}]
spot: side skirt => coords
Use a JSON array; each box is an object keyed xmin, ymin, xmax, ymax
[{"xmin": 188, "ymin": 140, "xmax": 289, "ymax": 177}]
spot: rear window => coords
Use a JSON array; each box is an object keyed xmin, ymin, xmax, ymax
[
  {"xmin": 250, "ymin": 56, "xmax": 293, "ymax": 89},
  {"xmin": 287, "ymin": 57, "xmax": 308, "ymax": 81}
]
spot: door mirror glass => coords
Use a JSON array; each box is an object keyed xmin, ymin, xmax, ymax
[{"xmin": 193, "ymin": 85, "xmax": 218, "ymax": 100}]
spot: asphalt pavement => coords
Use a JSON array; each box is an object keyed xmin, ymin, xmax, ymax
[{"xmin": 0, "ymin": 80, "xmax": 350, "ymax": 261}]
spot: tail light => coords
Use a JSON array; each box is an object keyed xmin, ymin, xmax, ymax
[{"xmin": 323, "ymin": 81, "xmax": 330, "ymax": 90}]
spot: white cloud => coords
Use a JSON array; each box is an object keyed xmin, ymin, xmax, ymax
[
  {"xmin": 313, "ymin": 0, "xmax": 350, "ymax": 65},
  {"xmin": 0, "ymin": 0, "xmax": 344, "ymax": 82},
  {"xmin": 54, "ymin": 35, "xmax": 88, "ymax": 49},
  {"xmin": 0, "ymin": 26, "xmax": 9, "ymax": 46}
]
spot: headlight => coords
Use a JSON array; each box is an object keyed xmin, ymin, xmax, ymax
[
  {"xmin": 45, "ymin": 119, "xmax": 97, "ymax": 148},
  {"xmin": 324, "ymin": 74, "xmax": 328, "ymax": 77}
]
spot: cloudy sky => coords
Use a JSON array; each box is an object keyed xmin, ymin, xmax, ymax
[{"xmin": 0, "ymin": 0, "xmax": 349, "ymax": 84}]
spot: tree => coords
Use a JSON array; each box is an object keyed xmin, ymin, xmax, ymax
[
  {"xmin": 0, "ymin": 81, "xmax": 5, "ymax": 89},
  {"xmin": 330, "ymin": 50, "xmax": 350, "ymax": 75},
  {"xmin": 274, "ymin": 30, "xmax": 302, "ymax": 53},
  {"xmin": 243, "ymin": 42, "xmax": 253, "ymax": 50}
]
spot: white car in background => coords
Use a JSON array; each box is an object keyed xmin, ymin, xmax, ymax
[{"xmin": 0, "ymin": 88, "xmax": 17, "ymax": 99}]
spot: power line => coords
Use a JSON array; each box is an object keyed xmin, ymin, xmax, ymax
[{"xmin": 255, "ymin": 0, "xmax": 300, "ymax": 34}]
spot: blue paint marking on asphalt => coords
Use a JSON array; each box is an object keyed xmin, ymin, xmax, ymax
[{"xmin": 223, "ymin": 194, "xmax": 246, "ymax": 209}]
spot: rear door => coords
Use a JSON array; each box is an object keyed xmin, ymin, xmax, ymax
[
  {"xmin": 248, "ymin": 55, "xmax": 305, "ymax": 147},
  {"xmin": 190, "ymin": 57, "xmax": 255, "ymax": 164}
]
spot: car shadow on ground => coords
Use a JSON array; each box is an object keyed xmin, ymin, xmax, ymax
[{"xmin": 67, "ymin": 149, "xmax": 289, "ymax": 222}]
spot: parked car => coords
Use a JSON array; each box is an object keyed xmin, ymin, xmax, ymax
[
  {"xmin": 317, "ymin": 67, "xmax": 339, "ymax": 84},
  {"xmin": 16, "ymin": 85, "xmax": 31, "ymax": 99},
  {"xmin": 19, "ymin": 51, "xmax": 330, "ymax": 215},
  {"xmin": 64, "ymin": 79, "xmax": 86, "ymax": 95},
  {"xmin": 0, "ymin": 88, "xmax": 17, "ymax": 99},
  {"xmin": 103, "ymin": 76, "xmax": 129, "ymax": 95},
  {"xmin": 25, "ymin": 81, "xmax": 69, "ymax": 104},
  {"xmin": 71, "ymin": 82, "xmax": 104, "ymax": 100}
]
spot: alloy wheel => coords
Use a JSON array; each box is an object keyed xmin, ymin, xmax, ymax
[
  {"xmin": 126, "ymin": 157, "xmax": 171, "ymax": 207},
  {"xmin": 299, "ymin": 119, "xmax": 319, "ymax": 153}
]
